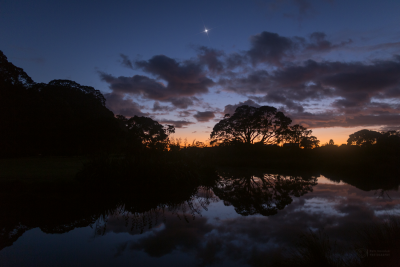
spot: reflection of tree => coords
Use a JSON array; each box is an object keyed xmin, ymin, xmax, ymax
[
  {"xmin": 0, "ymin": 185, "xmax": 218, "ymax": 250},
  {"xmin": 213, "ymin": 170, "xmax": 317, "ymax": 216},
  {"xmin": 94, "ymin": 187, "xmax": 218, "ymax": 236}
]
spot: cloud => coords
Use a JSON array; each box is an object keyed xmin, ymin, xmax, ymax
[
  {"xmin": 248, "ymin": 31, "xmax": 296, "ymax": 66},
  {"xmin": 306, "ymin": 32, "xmax": 352, "ymax": 52},
  {"xmin": 220, "ymin": 56, "xmax": 400, "ymax": 124},
  {"xmin": 99, "ymin": 31, "xmax": 399, "ymax": 130},
  {"xmin": 193, "ymin": 111, "xmax": 215, "ymax": 122},
  {"xmin": 195, "ymin": 46, "xmax": 225, "ymax": 74},
  {"xmin": 158, "ymin": 119, "xmax": 195, "ymax": 128},
  {"xmin": 247, "ymin": 31, "xmax": 352, "ymax": 66},
  {"xmin": 223, "ymin": 99, "xmax": 261, "ymax": 115},
  {"xmin": 100, "ymin": 55, "xmax": 214, "ymax": 110},
  {"xmin": 135, "ymin": 55, "xmax": 214, "ymax": 96},
  {"xmin": 120, "ymin": 54, "xmax": 133, "ymax": 69},
  {"xmin": 104, "ymin": 92, "xmax": 147, "ymax": 117},
  {"xmin": 152, "ymin": 101, "xmax": 175, "ymax": 112},
  {"xmin": 178, "ymin": 110, "xmax": 193, "ymax": 117}
]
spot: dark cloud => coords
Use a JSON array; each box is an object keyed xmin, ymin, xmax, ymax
[
  {"xmin": 223, "ymin": 99, "xmax": 260, "ymax": 115},
  {"xmin": 193, "ymin": 111, "xmax": 215, "ymax": 122},
  {"xmin": 220, "ymin": 56, "xmax": 400, "ymax": 124},
  {"xmin": 289, "ymin": 110, "xmax": 400, "ymax": 128},
  {"xmin": 243, "ymin": 31, "xmax": 352, "ymax": 66},
  {"xmin": 219, "ymin": 70, "xmax": 270, "ymax": 94},
  {"xmin": 168, "ymin": 97, "xmax": 196, "ymax": 109},
  {"xmin": 104, "ymin": 92, "xmax": 147, "ymax": 117},
  {"xmin": 135, "ymin": 55, "xmax": 214, "ymax": 96},
  {"xmin": 248, "ymin": 31, "xmax": 296, "ymax": 66},
  {"xmin": 99, "ymin": 55, "xmax": 214, "ymax": 111},
  {"xmin": 120, "ymin": 54, "xmax": 133, "ymax": 69},
  {"xmin": 195, "ymin": 46, "xmax": 225, "ymax": 74},
  {"xmin": 152, "ymin": 101, "xmax": 175, "ymax": 112},
  {"xmin": 178, "ymin": 110, "xmax": 192, "ymax": 117},
  {"xmin": 158, "ymin": 119, "xmax": 195, "ymax": 128},
  {"xmin": 306, "ymin": 32, "xmax": 352, "ymax": 52},
  {"xmin": 100, "ymin": 32, "xmax": 398, "ymax": 130}
]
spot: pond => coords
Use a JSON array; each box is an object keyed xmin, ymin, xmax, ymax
[{"xmin": 1, "ymin": 169, "xmax": 399, "ymax": 266}]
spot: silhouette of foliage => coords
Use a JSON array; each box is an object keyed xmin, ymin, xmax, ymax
[
  {"xmin": 347, "ymin": 129, "xmax": 382, "ymax": 147},
  {"xmin": 300, "ymin": 136, "xmax": 320, "ymax": 149},
  {"xmin": 0, "ymin": 50, "xmax": 122, "ymax": 156},
  {"xmin": 377, "ymin": 130, "xmax": 400, "ymax": 148},
  {"xmin": 279, "ymin": 124, "xmax": 312, "ymax": 144},
  {"xmin": 210, "ymin": 105, "xmax": 292, "ymax": 145},
  {"xmin": 0, "ymin": 50, "xmax": 34, "ymax": 88},
  {"xmin": 213, "ymin": 170, "xmax": 317, "ymax": 216},
  {"xmin": 117, "ymin": 115, "xmax": 175, "ymax": 151}
]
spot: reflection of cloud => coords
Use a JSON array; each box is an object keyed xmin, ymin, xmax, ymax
[
  {"xmin": 104, "ymin": 178, "xmax": 400, "ymax": 266},
  {"xmin": 130, "ymin": 214, "xmax": 213, "ymax": 258}
]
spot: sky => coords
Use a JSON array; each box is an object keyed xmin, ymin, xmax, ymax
[{"xmin": 1, "ymin": 0, "xmax": 400, "ymax": 145}]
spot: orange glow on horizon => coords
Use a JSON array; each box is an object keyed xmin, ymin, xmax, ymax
[{"xmin": 170, "ymin": 126, "xmax": 383, "ymax": 147}]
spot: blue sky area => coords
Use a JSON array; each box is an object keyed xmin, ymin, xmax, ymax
[{"xmin": 1, "ymin": 0, "xmax": 400, "ymax": 144}]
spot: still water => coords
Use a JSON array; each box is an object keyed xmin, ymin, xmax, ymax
[{"xmin": 1, "ymin": 170, "xmax": 399, "ymax": 266}]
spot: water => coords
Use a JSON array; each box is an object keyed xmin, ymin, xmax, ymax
[{"xmin": 1, "ymin": 170, "xmax": 399, "ymax": 266}]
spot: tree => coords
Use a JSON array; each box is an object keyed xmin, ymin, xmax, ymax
[
  {"xmin": 279, "ymin": 124, "xmax": 312, "ymax": 144},
  {"xmin": 0, "ymin": 50, "xmax": 122, "ymax": 156},
  {"xmin": 300, "ymin": 136, "xmax": 320, "ymax": 149},
  {"xmin": 328, "ymin": 139, "xmax": 335, "ymax": 146},
  {"xmin": 347, "ymin": 129, "xmax": 382, "ymax": 147},
  {"xmin": 210, "ymin": 105, "xmax": 292, "ymax": 145},
  {"xmin": 377, "ymin": 131, "xmax": 400, "ymax": 148},
  {"xmin": 117, "ymin": 115, "xmax": 175, "ymax": 151},
  {"xmin": 0, "ymin": 50, "xmax": 34, "ymax": 89}
]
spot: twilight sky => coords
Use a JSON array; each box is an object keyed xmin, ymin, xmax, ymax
[{"xmin": 1, "ymin": 0, "xmax": 400, "ymax": 144}]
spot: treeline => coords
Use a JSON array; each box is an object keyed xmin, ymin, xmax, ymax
[
  {"xmin": 1, "ymin": 49, "xmax": 399, "ymax": 176},
  {"xmin": 0, "ymin": 50, "xmax": 175, "ymax": 157}
]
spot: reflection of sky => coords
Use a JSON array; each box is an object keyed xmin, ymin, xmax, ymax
[{"xmin": 1, "ymin": 175, "xmax": 400, "ymax": 266}]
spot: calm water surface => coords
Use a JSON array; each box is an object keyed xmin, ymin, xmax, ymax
[{"xmin": 1, "ymin": 170, "xmax": 399, "ymax": 266}]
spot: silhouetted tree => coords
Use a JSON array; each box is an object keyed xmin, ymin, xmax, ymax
[
  {"xmin": 0, "ymin": 50, "xmax": 34, "ymax": 89},
  {"xmin": 0, "ymin": 50, "xmax": 122, "ymax": 156},
  {"xmin": 347, "ymin": 129, "xmax": 382, "ymax": 147},
  {"xmin": 377, "ymin": 131, "xmax": 400, "ymax": 148},
  {"xmin": 210, "ymin": 105, "xmax": 292, "ymax": 145},
  {"xmin": 279, "ymin": 124, "xmax": 312, "ymax": 144},
  {"xmin": 117, "ymin": 115, "xmax": 175, "ymax": 151},
  {"xmin": 300, "ymin": 136, "xmax": 320, "ymax": 149},
  {"xmin": 328, "ymin": 139, "xmax": 335, "ymax": 146}
]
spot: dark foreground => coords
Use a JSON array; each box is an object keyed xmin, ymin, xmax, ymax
[{"xmin": 1, "ymin": 163, "xmax": 400, "ymax": 267}]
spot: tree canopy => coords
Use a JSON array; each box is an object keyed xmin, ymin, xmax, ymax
[
  {"xmin": 210, "ymin": 105, "xmax": 292, "ymax": 145},
  {"xmin": 117, "ymin": 115, "xmax": 175, "ymax": 151},
  {"xmin": 0, "ymin": 50, "xmax": 121, "ymax": 156},
  {"xmin": 347, "ymin": 129, "xmax": 383, "ymax": 147}
]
